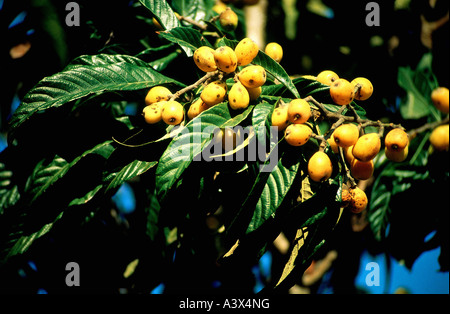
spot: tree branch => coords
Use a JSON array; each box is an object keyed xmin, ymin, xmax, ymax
[{"xmin": 170, "ymin": 71, "xmax": 219, "ymax": 101}]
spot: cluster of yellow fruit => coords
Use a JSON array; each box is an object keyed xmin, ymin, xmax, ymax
[
  {"xmin": 142, "ymin": 86, "xmax": 184, "ymax": 126},
  {"xmin": 189, "ymin": 38, "xmax": 275, "ymax": 119},
  {"xmin": 140, "ymin": 37, "xmax": 448, "ymax": 214},
  {"xmin": 316, "ymin": 70, "xmax": 374, "ymax": 106},
  {"xmin": 269, "ymin": 68, "xmax": 405, "ymax": 214},
  {"xmin": 430, "ymin": 86, "xmax": 449, "ymax": 152},
  {"xmin": 141, "ymin": 38, "xmax": 283, "ymax": 127}
]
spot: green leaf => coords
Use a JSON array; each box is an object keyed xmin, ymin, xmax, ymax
[
  {"xmin": 24, "ymin": 141, "xmax": 114, "ymax": 206},
  {"xmin": 139, "ymin": 0, "xmax": 181, "ymax": 31},
  {"xmin": 158, "ymin": 26, "xmax": 213, "ymax": 56},
  {"xmin": 398, "ymin": 67, "xmax": 430, "ymax": 120},
  {"xmin": 65, "ymin": 54, "xmax": 150, "ymax": 69},
  {"xmin": 150, "ymin": 51, "xmax": 181, "ymax": 71},
  {"xmin": 3, "ymin": 212, "xmax": 64, "ymax": 263},
  {"xmin": 145, "ymin": 190, "xmax": 161, "ymax": 242},
  {"xmin": 253, "ymin": 51, "xmax": 300, "ymax": 99},
  {"xmin": 24, "ymin": 156, "xmax": 70, "ymax": 205},
  {"xmin": 8, "ymin": 54, "xmax": 185, "ymax": 143},
  {"xmin": 155, "ymin": 103, "xmax": 253, "ymax": 201},
  {"xmin": 397, "ymin": 54, "xmax": 440, "ymax": 121},
  {"xmin": 273, "ymin": 184, "xmax": 342, "ymax": 291},
  {"xmin": 247, "ymin": 157, "xmax": 300, "ymax": 233},
  {"xmin": 68, "ymin": 184, "xmax": 104, "ymax": 207},
  {"xmin": 104, "ymin": 160, "xmax": 158, "ymax": 193},
  {"xmin": 172, "ymin": 0, "xmax": 214, "ymax": 23},
  {"xmin": 252, "ymin": 101, "xmax": 275, "ymax": 147},
  {"xmin": 0, "ymin": 162, "xmax": 20, "ymax": 214},
  {"xmin": 368, "ymin": 161, "xmax": 431, "ymax": 241}
]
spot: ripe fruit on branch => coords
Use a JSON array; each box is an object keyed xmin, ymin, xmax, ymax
[
  {"xmin": 287, "ymin": 99, "xmax": 311, "ymax": 124},
  {"xmin": 308, "ymin": 151, "xmax": 333, "ymax": 183},
  {"xmin": 194, "ymin": 46, "xmax": 218, "ymax": 72},
  {"xmin": 431, "ymin": 87, "xmax": 449, "ymax": 114},
  {"xmin": 246, "ymin": 86, "xmax": 262, "ymax": 101},
  {"xmin": 333, "ymin": 124, "xmax": 360, "ymax": 148},
  {"xmin": 350, "ymin": 159, "xmax": 374, "ymax": 181},
  {"xmin": 330, "ymin": 78, "xmax": 355, "ymax": 106},
  {"xmin": 316, "ymin": 70, "xmax": 339, "ymax": 86},
  {"xmin": 201, "ymin": 80, "xmax": 228, "ymax": 107},
  {"xmin": 352, "ymin": 77, "xmax": 374, "ymax": 101},
  {"xmin": 143, "ymin": 102, "xmax": 164, "ymax": 124},
  {"xmin": 284, "ymin": 124, "xmax": 312, "ymax": 147},
  {"xmin": 341, "ymin": 188, "xmax": 352, "ymax": 207},
  {"xmin": 327, "ymin": 134, "xmax": 339, "ymax": 154},
  {"xmin": 214, "ymin": 46, "xmax": 238, "ymax": 73},
  {"xmin": 348, "ymin": 187, "xmax": 368, "ymax": 214},
  {"xmin": 219, "ymin": 8, "xmax": 238, "ymax": 31},
  {"xmin": 384, "ymin": 128, "xmax": 409, "ymax": 152},
  {"xmin": 212, "ymin": 1, "xmax": 227, "ymax": 14},
  {"xmin": 271, "ymin": 107, "xmax": 289, "ymax": 131},
  {"xmin": 188, "ymin": 98, "xmax": 208, "ymax": 120},
  {"xmin": 385, "ymin": 145, "xmax": 409, "ymax": 162},
  {"xmin": 161, "ymin": 100, "xmax": 184, "ymax": 125},
  {"xmin": 352, "ymin": 133, "xmax": 381, "ymax": 162},
  {"xmin": 235, "ymin": 38, "xmax": 259, "ymax": 66},
  {"xmin": 145, "ymin": 86, "xmax": 172, "ymax": 105},
  {"xmin": 238, "ymin": 65, "xmax": 267, "ymax": 88},
  {"xmin": 228, "ymin": 81, "xmax": 250, "ymax": 110},
  {"xmin": 343, "ymin": 145, "xmax": 355, "ymax": 163},
  {"xmin": 265, "ymin": 42, "xmax": 283, "ymax": 63},
  {"xmin": 429, "ymin": 124, "xmax": 449, "ymax": 151}
]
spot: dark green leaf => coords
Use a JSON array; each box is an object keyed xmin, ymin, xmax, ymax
[
  {"xmin": 8, "ymin": 54, "xmax": 185, "ymax": 143},
  {"xmin": 139, "ymin": 0, "xmax": 181, "ymax": 31},
  {"xmin": 172, "ymin": 0, "xmax": 214, "ymax": 23},
  {"xmin": 252, "ymin": 101, "xmax": 275, "ymax": 147},
  {"xmin": 104, "ymin": 160, "xmax": 158, "ymax": 193},
  {"xmin": 247, "ymin": 157, "xmax": 300, "ymax": 233},
  {"xmin": 24, "ymin": 141, "xmax": 114, "ymax": 206},
  {"xmin": 158, "ymin": 26, "xmax": 213, "ymax": 56},
  {"xmin": 150, "ymin": 51, "xmax": 181, "ymax": 71},
  {"xmin": 0, "ymin": 162, "xmax": 20, "ymax": 214},
  {"xmin": 253, "ymin": 51, "xmax": 300, "ymax": 99},
  {"xmin": 3, "ymin": 212, "xmax": 64, "ymax": 263},
  {"xmin": 155, "ymin": 102, "xmax": 253, "ymax": 201},
  {"xmin": 398, "ymin": 67, "xmax": 430, "ymax": 120}
]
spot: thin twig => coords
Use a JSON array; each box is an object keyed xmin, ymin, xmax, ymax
[
  {"xmin": 180, "ymin": 16, "xmax": 208, "ymax": 31},
  {"xmin": 407, "ymin": 116, "xmax": 449, "ymax": 140},
  {"xmin": 170, "ymin": 71, "xmax": 219, "ymax": 101},
  {"xmin": 339, "ymin": 147, "xmax": 357, "ymax": 188}
]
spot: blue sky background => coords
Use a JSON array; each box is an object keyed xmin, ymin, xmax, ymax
[{"xmin": 355, "ymin": 247, "xmax": 449, "ymax": 294}]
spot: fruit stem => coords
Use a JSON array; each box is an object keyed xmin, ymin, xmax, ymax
[
  {"xmin": 407, "ymin": 115, "xmax": 449, "ymax": 140},
  {"xmin": 311, "ymin": 133, "xmax": 327, "ymax": 151},
  {"xmin": 353, "ymin": 83, "xmax": 362, "ymax": 98},
  {"xmin": 179, "ymin": 15, "xmax": 209, "ymax": 31},
  {"xmin": 170, "ymin": 71, "xmax": 219, "ymax": 101},
  {"xmin": 338, "ymin": 147, "xmax": 357, "ymax": 189}
]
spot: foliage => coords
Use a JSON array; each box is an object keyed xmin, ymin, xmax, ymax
[{"xmin": 0, "ymin": 0, "xmax": 448, "ymax": 293}]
